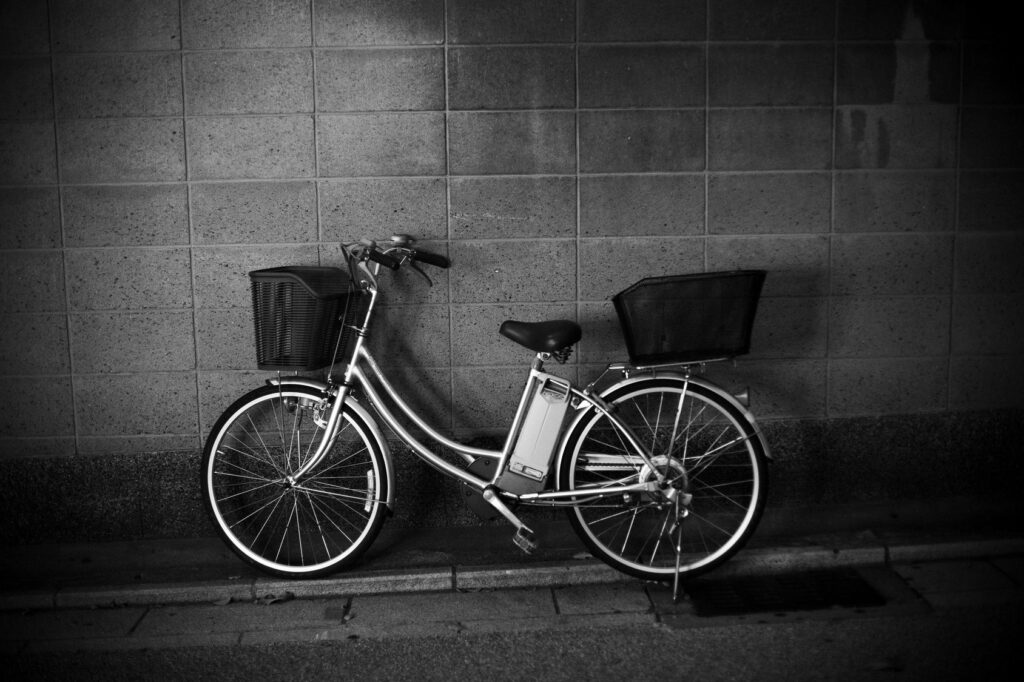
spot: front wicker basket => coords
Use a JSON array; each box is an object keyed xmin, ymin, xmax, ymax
[{"xmin": 249, "ymin": 266, "xmax": 363, "ymax": 371}]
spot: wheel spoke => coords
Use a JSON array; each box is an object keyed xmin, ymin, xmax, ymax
[
  {"xmin": 648, "ymin": 508, "xmax": 674, "ymax": 566},
  {"xmin": 243, "ymin": 492, "xmax": 285, "ymax": 548},
  {"xmin": 233, "ymin": 415, "xmax": 286, "ymax": 478},
  {"xmin": 685, "ymin": 506, "xmax": 739, "ymax": 541},
  {"xmin": 299, "ymin": 488, "xmax": 334, "ymax": 560},
  {"xmin": 693, "ymin": 478, "xmax": 755, "ymax": 509},
  {"xmin": 293, "ymin": 482, "xmax": 377, "ymax": 505},
  {"xmin": 213, "ymin": 455, "xmax": 282, "ymax": 485},
  {"xmin": 686, "ymin": 433, "xmax": 755, "ymax": 479},
  {"xmin": 214, "ymin": 478, "xmax": 281, "ymax": 504},
  {"xmin": 666, "ymin": 390, "xmax": 685, "ymax": 459}
]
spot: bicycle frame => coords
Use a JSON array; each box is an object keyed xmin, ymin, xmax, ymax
[
  {"xmin": 279, "ymin": 259, "xmax": 668, "ymax": 507},
  {"xmin": 349, "ymin": 346, "xmax": 670, "ymax": 503}
]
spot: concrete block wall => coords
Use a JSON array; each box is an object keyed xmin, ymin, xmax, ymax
[{"xmin": 1, "ymin": 0, "xmax": 1022, "ymax": 541}]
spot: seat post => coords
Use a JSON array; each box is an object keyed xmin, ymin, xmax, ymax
[{"xmin": 531, "ymin": 353, "xmax": 547, "ymax": 371}]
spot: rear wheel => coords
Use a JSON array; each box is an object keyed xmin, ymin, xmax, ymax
[
  {"xmin": 202, "ymin": 384, "xmax": 388, "ymax": 577},
  {"xmin": 558, "ymin": 377, "xmax": 767, "ymax": 581}
]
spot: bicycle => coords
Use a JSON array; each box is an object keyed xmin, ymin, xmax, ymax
[{"xmin": 202, "ymin": 234, "xmax": 771, "ymax": 597}]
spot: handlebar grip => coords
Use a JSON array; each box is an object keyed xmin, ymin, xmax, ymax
[
  {"xmin": 413, "ymin": 249, "xmax": 450, "ymax": 269},
  {"xmin": 367, "ymin": 248, "xmax": 401, "ymax": 270}
]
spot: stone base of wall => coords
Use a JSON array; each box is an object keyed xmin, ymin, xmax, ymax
[{"xmin": 1, "ymin": 409, "xmax": 1021, "ymax": 545}]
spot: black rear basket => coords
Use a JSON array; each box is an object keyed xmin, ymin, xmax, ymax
[
  {"xmin": 613, "ymin": 270, "xmax": 766, "ymax": 366},
  {"xmin": 249, "ymin": 266, "xmax": 364, "ymax": 371}
]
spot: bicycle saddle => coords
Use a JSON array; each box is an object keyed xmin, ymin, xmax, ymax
[{"xmin": 499, "ymin": 320, "xmax": 582, "ymax": 354}]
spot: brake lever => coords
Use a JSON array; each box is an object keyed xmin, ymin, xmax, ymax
[{"xmin": 409, "ymin": 260, "xmax": 433, "ymax": 287}]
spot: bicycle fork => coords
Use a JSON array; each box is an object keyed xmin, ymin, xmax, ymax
[{"xmin": 267, "ymin": 377, "xmax": 352, "ymax": 487}]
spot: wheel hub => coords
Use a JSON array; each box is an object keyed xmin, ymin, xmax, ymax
[{"xmin": 639, "ymin": 456, "xmax": 689, "ymax": 504}]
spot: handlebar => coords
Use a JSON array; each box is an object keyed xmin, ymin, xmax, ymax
[
  {"xmin": 347, "ymin": 235, "xmax": 450, "ymax": 287},
  {"xmin": 365, "ymin": 246, "xmax": 401, "ymax": 270},
  {"xmin": 410, "ymin": 248, "xmax": 450, "ymax": 270}
]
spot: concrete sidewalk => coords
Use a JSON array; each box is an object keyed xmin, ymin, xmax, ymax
[
  {"xmin": 2, "ymin": 499, "xmax": 1023, "ymax": 612},
  {"xmin": 2, "ymin": 501, "xmax": 1024, "ymax": 655},
  {"xmin": 2, "ymin": 529, "xmax": 1023, "ymax": 655}
]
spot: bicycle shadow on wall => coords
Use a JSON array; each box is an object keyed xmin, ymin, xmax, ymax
[
  {"xmin": 363, "ymin": 328, "xmax": 455, "ymax": 524},
  {"xmin": 699, "ymin": 264, "xmax": 829, "ymax": 514}
]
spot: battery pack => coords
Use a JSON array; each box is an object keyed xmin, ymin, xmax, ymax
[{"xmin": 497, "ymin": 374, "xmax": 572, "ymax": 495}]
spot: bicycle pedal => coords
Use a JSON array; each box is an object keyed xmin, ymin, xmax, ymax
[{"xmin": 513, "ymin": 527, "xmax": 538, "ymax": 554}]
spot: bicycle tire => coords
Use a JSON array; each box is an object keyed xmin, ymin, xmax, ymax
[
  {"xmin": 557, "ymin": 377, "xmax": 767, "ymax": 581},
  {"xmin": 202, "ymin": 384, "xmax": 388, "ymax": 578}
]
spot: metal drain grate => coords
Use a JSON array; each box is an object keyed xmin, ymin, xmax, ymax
[{"xmin": 684, "ymin": 568, "xmax": 887, "ymax": 617}]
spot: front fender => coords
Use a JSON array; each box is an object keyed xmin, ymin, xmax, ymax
[
  {"xmin": 266, "ymin": 378, "xmax": 396, "ymax": 508},
  {"xmin": 266, "ymin": 376, "xmax": 330, "ymax": 393}
]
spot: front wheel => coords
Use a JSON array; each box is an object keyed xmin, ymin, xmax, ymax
[
  {"xmin": 557, "ymin": 377, "xmax": 767, "ymax": 581},
  {"xmin": 202, "ymin": 384, "xmax": 389, "ymax": 578}
]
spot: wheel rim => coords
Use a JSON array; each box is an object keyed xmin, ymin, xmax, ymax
[
  {"xmin": 566, "ymin": 384, "xmax": 762, "ymax": 577},
  {"xmin": 206, "ymin": 390, "xmax": 385, "ymax": 574}
]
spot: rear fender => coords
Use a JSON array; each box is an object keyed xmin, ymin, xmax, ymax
[{"xmin": 558, "ymin": 372, "xmax": 772, "ymax": 465}]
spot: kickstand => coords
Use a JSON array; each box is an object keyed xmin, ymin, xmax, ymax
[
  {"xmin": 672, "ymin": 497, "xmax": 685, "ymax": 603},
  {"xmin": 672, "ymin": 537, "xmax": 682, "ymax": 602}
]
